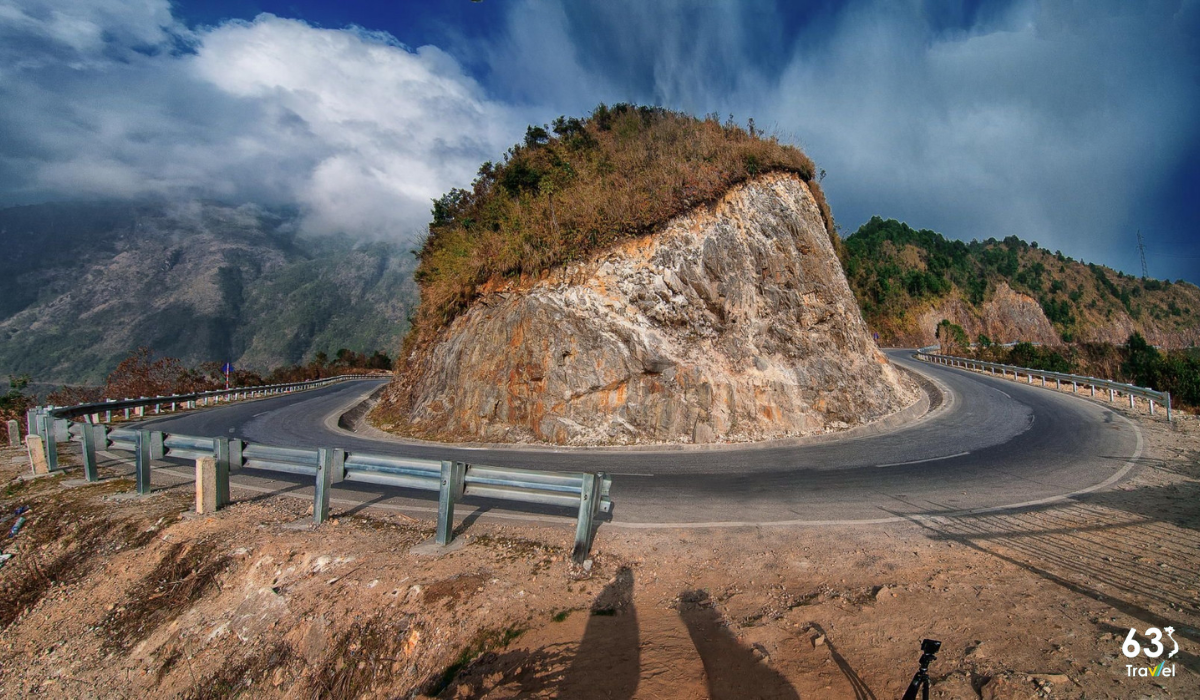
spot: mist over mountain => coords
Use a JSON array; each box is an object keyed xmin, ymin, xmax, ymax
[{"xmin": 0, "ymin": 200, "xmax": 417, "ymax": 384}]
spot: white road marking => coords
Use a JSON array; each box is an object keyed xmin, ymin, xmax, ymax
[
  {"xmin": 253, "ymin": 411, "xmax": 270, "ymax": 418},
  {"xmin": 876, "ymin": 451, "xmax": 970, "ymax": 468}
]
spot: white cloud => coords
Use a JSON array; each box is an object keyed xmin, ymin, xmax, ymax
[
  {"xmin": 1, "ymin": 0, "xmax": 1196, "ymax": 279},
  {"xmin": 0, "ymin": 1, "xmax": 525, "ymax": 243},
  {"xmin": 482, "ymin": 0, "xmax": 1198, "ymax": 277}
]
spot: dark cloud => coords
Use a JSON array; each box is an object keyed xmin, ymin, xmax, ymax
[
  {"xmin": 1, "ymin": 0, "xmax": 1197, "ymax": 280},
  {"xmin": 487, "ymin": 0, "xmax": 1200, "ymax": 281}
]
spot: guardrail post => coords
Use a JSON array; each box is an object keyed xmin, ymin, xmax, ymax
[
  {"xmin": 6, "ymin": 419, "xmax": 17, "ymax": 447},
  {"xmin": 572, "ymin": 472, "xmax": 602, "ymax": 563},
  {"xmin": 26, "ymin": 435, "xmax": 49, "ymax": 475},
  {"xmin": 196, "ymin": 457, "xmax": 219, "ymax": 514},
  {"xmin": 215, "ymin": 438, "xmax": 232, "ymax": 508},
  {"xmin": 436, "ymin": 460, "xmax": 466, "ymax": 546},
  {"xmin": 135, "ymin": 430, "xmax": 152, "ymax": 495},
  {"xmin": 228, "ymin": 438, "xmax": 243, "ymax": 474},
  {"xmin": 331, "ymin": 448, "xmax": 346, "ymax": 484},
  {"xmin": 1109, "ymin": 388, "xmax": 1115, "ymax": 402},
  {"xmin": 1149, "ymin": 399, "xmax": 1156, "ymax": 415},
  {"xmin": 149, "ymin": 431, "xmax": 165, "ymax": 460},
  {"xmin": 37, "ymin": 414, "xmax": 58, "ymax": 472},
  {"xmin": 81, "ymin": 424, "xmax": 98, "ymax": 482},
  {"xmin": 314, "ymin": 448, "xmax": 333, "ymax": 525},
  {"xmin": 1129, "ymin": 393, "xmax": 1135, "ymax": 409}
]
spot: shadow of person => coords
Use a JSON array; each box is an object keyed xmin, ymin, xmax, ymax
[
  {"xmin": 808, "ymin": 622, "xmax": 876, "ymax": 700},
  {"xmin": 558, "ymin": 566, "xmax": 640, "ymax": 699},
  {"xmin": 677, "ymin": 590, "xmax": 799, "ymax": 700}
]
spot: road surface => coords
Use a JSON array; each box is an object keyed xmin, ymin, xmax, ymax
[{"xmin": 136, "ymin": 351, "xmax": 1141, "ymax": 528}]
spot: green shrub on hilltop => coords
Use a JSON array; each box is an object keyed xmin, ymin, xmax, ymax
[
  {"xmin": 842, "ymin": 217, "xmax": 1200, "ymax": 345},
  {"xmin": 409, "ymin": 104, "xmax": 830, "ymax": 351}
]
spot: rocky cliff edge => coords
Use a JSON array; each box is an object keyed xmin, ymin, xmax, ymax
[{"xmin": 378, "ymin": 173, "xmax": 919, "ymax": 445}]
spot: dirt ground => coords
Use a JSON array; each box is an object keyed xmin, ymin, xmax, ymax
[{"xmin": 0, "ymin": 403, "xmax": 1196, "ymax": 699}]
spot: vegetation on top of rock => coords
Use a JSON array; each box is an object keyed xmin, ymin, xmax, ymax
[
  {"xmin": 843, "ymin": 216, "xmax": 1200, "ymax": 345},
  {"xmin": 410, "ymin": 104, "xmax": 830, "ymax": 350}
]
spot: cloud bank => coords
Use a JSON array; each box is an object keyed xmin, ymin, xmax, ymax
[
  {"xmin": 486, "ymin": 0, "xmax": 1199, "ymax": 280},
  {"xmin": 0, "ymin": 0, "xmax": 523, "ymax": 242},
  {"xmin": 1, "ymin": 0, "xmax": 1197, "ymax": 280}
]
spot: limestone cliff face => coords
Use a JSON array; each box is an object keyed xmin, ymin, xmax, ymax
[{"xmin": 386, "ymin": 173, "xmax": 919, "ymax": 445}]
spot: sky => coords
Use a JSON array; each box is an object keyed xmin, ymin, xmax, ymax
[{"xmin": 0, "ymin": 0, "xmax": 1197, "ymax": 282}]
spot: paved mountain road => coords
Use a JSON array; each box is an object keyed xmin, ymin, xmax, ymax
[{"xmin": 137, "ymin": 351, "xmax": 1141, "ymax": 527}]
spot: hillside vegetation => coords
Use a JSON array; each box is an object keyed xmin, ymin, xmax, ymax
[
  {"xmin": 843, "ymin": 217, "xmax": 1200, "ymax": 347},
  {"xmin": 409, "ymin": 104, "xmax": 832, "ymax": 352}
]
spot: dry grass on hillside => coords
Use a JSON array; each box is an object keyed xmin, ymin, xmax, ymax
[{"xmin": 409, "ymin": 105, "xmax": 831, "ymax": 353}]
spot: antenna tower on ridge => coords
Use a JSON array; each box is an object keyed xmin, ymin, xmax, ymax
[{"xmin": 1136, "ymin": 229, "xmax": 1149, "ymax": 279}]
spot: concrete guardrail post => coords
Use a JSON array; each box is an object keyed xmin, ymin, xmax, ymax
[
  {"xmin": 81, "ymin": 424, "xmax": 98, "ymax": 482},
  {"xmin": 37, "ymin": 413, "xmax": 58, "ymax": 472},
  {"xmin": 135, "ymin": 430, "xmax": 152, "ymax": 495},
  {"xmin": 1149, "ymin": 399, "xmax": 1155, "ymax": 415},
  {"xmin": 26, "ymin": 435, "xmax": 49, "ymax": 475},
  {"xmin": 313, "ymin": 448, "xmax": 334, "ymax": 525},
  {"xmin": 436, "ymin": 460, "xmax": 466, "ymax": 546},
  {"xmin": 196, "ymin": 457, "xmax": 219, "ymax": 514},
  {"xmin": 1109, "ymin": 388, "xmax": 1115, "ymax": 402},
  {"xmin": 572, "ymin": 472, "xmax": 603, "ymax": 563},
  {"xmin": 1129, "ymin": 393, "xmax": 1135, "ymax": 409},
  {"xmin": 6, "ymin": 419, "xmax": 17, "ymax": 447}
]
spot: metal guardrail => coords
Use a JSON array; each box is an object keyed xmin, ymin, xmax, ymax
[
  {"xmin": 915, "ymin": 346, "xmax": 1172, "ymax": 421},
  {"xmin": 25, "ymin": 375, "xmax": 369, "ymax": 473},
  {"xmin": 40, "ymin": 423, "xmax": 614, "ymax": 562},
  {"xmin": 42, "ymin": 374, "xmax": 365, "ymax": 422}
]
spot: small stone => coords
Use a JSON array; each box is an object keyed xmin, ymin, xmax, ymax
[
  {"xmin": 813, "ymin": 635, "xmax": 826, "ymax": 647},
  {"xmin": 582, "ymin": 559, "xmax": 593, "ymax": 573}
]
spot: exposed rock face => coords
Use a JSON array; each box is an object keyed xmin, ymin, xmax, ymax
[
  {"xmin": 390, "ymin": 173, "xmax": 918, "ymax": 445},
  {"xmin": 912, "ymin": 282, "xmax": 1061, "ymax": 347}
]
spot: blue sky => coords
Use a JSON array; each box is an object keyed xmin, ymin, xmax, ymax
[{"xmin": 1, "ymin": 0, "xmax": 1197, "ymax": 282}]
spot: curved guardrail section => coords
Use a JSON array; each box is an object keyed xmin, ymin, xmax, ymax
[
  {"xmin": 39, "ymin": 421, "xmax": 614, "ymax": 562},
  {"xmin": 914, "ymin": 346, "xmax": 1172, "ymax": 421},
  {"xmin": 23, "ymin": 375, "xmax": 372, "ymax": 471}
]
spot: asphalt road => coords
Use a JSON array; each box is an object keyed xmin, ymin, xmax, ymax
[{"xmin": 137, "ymin": 351, "xmax": 1141, "ymax": 528}]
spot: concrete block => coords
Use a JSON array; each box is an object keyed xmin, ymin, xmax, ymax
[
  {"xmin": 196, "ymin": 456, "xmax": 218, "ymax": 514},
  {"xmin": 6, "ymin": 419, "xmax": 18, "ymax": 447},
  {"xmin": 26, "ymin": 435, "xmax": 48, "ymax": 475}
]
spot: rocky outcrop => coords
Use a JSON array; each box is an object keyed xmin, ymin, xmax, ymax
[
  {"xmin": 911, "ymin": 282, "xmax": 1060, "ymax": 347},
  {"xmin": 383, "ymin": 173, "xmax": 918, "ymax": 445}
]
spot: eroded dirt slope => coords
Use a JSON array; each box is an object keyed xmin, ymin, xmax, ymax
[{"xmin": 0, "ymin": 405, "xmax": 1196, "ymax": 698}]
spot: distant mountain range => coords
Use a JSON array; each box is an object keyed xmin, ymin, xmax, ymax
[
  {"xmin": 0, "ymin": 201, "xmax": 417, "ymax": 385},
  {"xmin": 2, "ymin": 200, "xmax": 1195, "ymax": 388}
]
